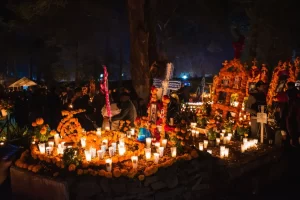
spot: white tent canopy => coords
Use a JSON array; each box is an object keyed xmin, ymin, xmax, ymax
[{"xmin": 9, "ymin": 77, "xmax": 37, "ymax": 88}]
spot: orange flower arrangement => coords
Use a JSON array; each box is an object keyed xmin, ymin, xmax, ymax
[{"xmin": 57, "ymin": 109, "xmax": 85, "ymax": 137}]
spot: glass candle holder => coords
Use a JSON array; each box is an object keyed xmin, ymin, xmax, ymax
[
  {"xmin": 145, "ymin": 148, "xmax": 151, "ymax": 160},
  {"xmin": 54, "ymin": 134, "xmax": 60, "ymax": 146},
  {"xmin": 97, "ymin": 150, "xmax": 104, "ymax": 159},
  {"xmin": 161, "ymin": 139, "xmax": 167, "ymax": 148},
  {"xmin": 131, "ymin": 156, "xmax": 138, "ymax": 169},
  {"xmin": 106, "ymin": 158, "xmax": 112, "ymax": 172},
  {"xmin": 228, "ymin": 133, "xmax": 232, "ymax": 138},
  {"xmin": 220, "ymin": 133, "xmax": 224, "ymax": 140},
  {"xmin": 48, "ymin": 141, "xmax": 54, "ymax": 148},
  {"xmin": 243, "ymin": 138, "xmax": 248, "ymax": 144},
  {"xmin": 81, "ymin": 138, "xmax": 86, "ymax": 148},
  {"xmin": 119, "ymin": 146, "xmax": 126, "ymax": 156},
  {"xmin": 171, "ymin": 147, "xmax": 177, "ymax": 157},
  {"xmin": 241, "ymin": 144, "xmax": 245, "ymax": 153},
  {"xmin": 195, "ymin": 131, "xmax": 200, "ymax": 138},
  {"xmin": 203, "ymin": 140, "xmax": 208, "ymax": 148},
  {"xmin": 101, "ymin": 145, "xmax": 107, "ymax": 153},
  {"xmin": 224, "ymin": 148, "xmax": 229, "ymax": 157},
  {"xmin": 131, "ymin": 128, "xmax": 135, "ymax": 136},
  {"xmin": 46, "ymin": 147, "xmax": 52, "ymax": 155},
  {"xmin": 38, "ymin": 143, "xmax": 45, "ymax": 154},
  {"xmin": 96, "ymin": 130, "xmax": 101, "ymax": 137},
  {"xmin": 159, "ymin": 147, "xmax": 164, "ymax": 157},
  {"xmin": 102, "ymin": 139, "xmax": 108, "ymax": 147},
  {"xmin": 90, "ymin": 147, "xmax": 97, "ymax": 158},
  {"xmin": 108, "ymin": 147, "xmax": 114, "ymax": 157},
  {"xmin": 154, "ymin": 142, "xmax": 160, "ymax": 152},
  {"xmin": 146, "ymin": 138, "xmax": 152, "ymax": 148},
  {"xmin": 85, "ymin": 150, "xmax": 92, "ymax": 161},
  {"xmin": 153, "ymin": 153, "xmax": 159, "ymax": 164},
  {"xmin": 199, "ymin": 142, "xmax": 204, "ymax": 151},
  {"xmin": 253, "ymin": 139, "xmax": 258, "ymax": 145},
  {"xmin": 105, "ymin": 126, "xmax": 110, "ymax": 131},
  {"xmin": 97, "ymin": 127, "xmax": 101, "ymax": 132},
  {"xmin": 216, "ymin": 138, "xmax": 220, "ymax": 146},
  {"xmin": 111, "ymin": 143, "xmax": 117, "ymax": 153}
]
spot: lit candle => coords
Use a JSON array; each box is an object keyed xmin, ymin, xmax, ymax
[
  {"xmin": 191, "ymin": 130, "xmax": 196, "ymax": 137},
  {"xmin": 253, "ymin": 139, "xmax": 258, "ymax": 145},
  {"xmin": 67, "ymin": 146, "xmax": 72, "ymax": 148},
  {"xmin": 131, "ymin": 128, "xmax": 135, "ymax": 135},
  {"xmin": 228, "ymin": 133, "xmax": 232, "ymax": 138},
  {"xmin": 222, "ymin": 129, "xmax": 226, "ymax": 134},
  {"xmin": 119, "ymin": 146, "xmax": 126, "ymax": 156},
  {"xmin": 154, "ymin": 142, "xmax": 160, "ymax": 152},
  {"xmin": 224, "ymin": 148, "xmax": 229, "ymax": 157},
  {"xmin": 96, "ymin": 129, "xmax": 101, "ymax": 137},
  {"xmin": 38, "ymin": 143, "xmax": 46, "ymax": 154},
  {"xmin": 145, "ymin": 148, "xmax": 151, "ymax": 160},
  {"xmin": 102, "ymin": 139, "xmax": 108, "ymax": 147},
  {"xmin": 220, "ymin": 146, "xmax": 225, "ymax": 158},
  {"xmin": 85, "ymin": 150, "xmax": 91, "ymax": 161},
  {"xmin": 105, "ymin": 126, "xmax": 110, "ymax": 131},
  {"xmin": 216, "ymin": 138, "xmax": 220, "ymax": 146},
  {"xmin": 203, "ymin": 140, "xmax": 208, "ymax": 148},
  {"xmin": 81, "ymin": 138, "xmax": 86, "ymax": 148},
  {"xmin": 97, "ymin": 128, "xmax": 101, "ymax": 132},
  {"xmin": 159, "ymin": 147, "xmax": 164, "ymax": 157},
  {"xmin": 241, "ymin": 144, "xmax": 245, "ymax": 153},
  {"xmin": 90, "ymin": 147, "xmax": 97, "ymax": 158},
  {"xmin": 153, "ymin": 153, "xmax": 159, "ymax": 164},
  {"xmin": 146, "ymin": 138, "xmax": 152, "ymax": 148},
  {"xmin": 57, "ymin": 144, "xmax": 64, "ymax": 154},
  {"xmin": 161, "ymin": 139, "xmax": 167, "ymax": 148},
  {"xmin": 46, "ymin": 147, "xmax": 52, "ymax": 155},
  {"xmin": 108, "ymin": 147, "xmax": 114, "ymax": 157},
  {"xmin": 199, "ymin": 142, "xmax": 204, "ymax": 151},
  {"xmin": 226, "ymin": 136, "xmax": 231, "ymax": 142},
  {"xmin": 207, "ymin": 149, "xmax": 212, "ymax": 154},
  {"xmin": 101, "ymin": 145, "xmax": 107, "ymax": 153},
  {"xmin": 243, "ymin": 138, "xmax": 248, "ymax": 144},
  {"xmin": 111, "ymin": 143, "xmax": 117, "ymax": 153},
  {"xmin": 131, "ymin": 156, "xmax": 138, "ymax": 169},
  {"xmin": 48, "ymin": 141, "xmax": 54, "ymax": 148},
  {"xmin": 195, "ymin": 131, "xmax": 200, "ymax": 138},
  {"xmin": 169, "ymin": 118, "xmax": 174, "ymax": 126},
  {"xmin": 106, "ymin": 158, "xmax": 112, "ymax": 172},
  {"xmin": 220, "ymin": 133, "xmax": 224, "ymax": 140},
  {"xmin": 244, "ymin": 115, "xmax": 246, "ymax": 120},
  {"xmin": 54, "ymin": 134, "xmax": 60, "ymax": 145},
  {"xmin": 171, "ymin": 147, "xmax": 177, "ymax": 157},
  {"xmin": 118, "ymin": 138, "xmax": 124, "ymax": 147},
  {"xmin": 97, "ymin": 150, "xmax": 104, "ymax": 159},
  {"xmin": 31, "ymin": 141, "xmax": 35, "ymax": 145}
]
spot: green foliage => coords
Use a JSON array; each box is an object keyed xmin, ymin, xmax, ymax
[
  {"xmin": 63, "ymin": 148, "xmax": 81, "ymax": 167},
  {"xmin": 223, "ymin": 120, "xmax": 234, "ymax": 133},
  {"xmin": 32, "ymin": 124, "xmax": 52, "ymax": 142},
  {"xmin": 0, "ymin": 123, "xmax": 28, "ymax": 141},
  {"xmin": 236, "ymin": 126, "xmax": 250, "ymax": 136},
  {"xmin": 207, "ymin": 128, "xmax": 217, "ymax": 141},
  {"xmin": 197, "ymin": 117, "xmax": 208, "ymax": 128}
]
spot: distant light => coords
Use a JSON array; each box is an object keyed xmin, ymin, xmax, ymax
[
  {"xmin": 122, "ymin": 73, "xmax": 124, "ymax": 77},
  {"xmin": 182, "ymin": 75, "xmax": 188, "ymax": 80},
  {"xmin": 100, "ymin": 74, "xmax": 103, "ymax": 78}
]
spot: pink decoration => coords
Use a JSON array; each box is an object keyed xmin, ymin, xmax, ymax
[{"xmin": 100, "ymin": 66, "xmax": 112, "ymax": 118}]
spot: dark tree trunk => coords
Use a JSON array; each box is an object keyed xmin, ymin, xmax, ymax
[
  {"xmin": 146, "ymin": 0, "xmax": 158, "ymax": 66},
  {"xmin": 128, "ymin": 0, "xmax": 151, "ymax": 100},
  {"xmin": 118, "ymin": 41, "xmax": 123, "ymax": 90}
]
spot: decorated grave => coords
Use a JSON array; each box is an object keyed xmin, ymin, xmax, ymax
[{"xmin": 9, "ymin": 62, "xmax": 284, "ymax": 200}]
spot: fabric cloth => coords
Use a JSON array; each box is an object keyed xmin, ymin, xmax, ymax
[{"xmin": 111, "ymin": 100, "xmax": 137, "ymax": 127}]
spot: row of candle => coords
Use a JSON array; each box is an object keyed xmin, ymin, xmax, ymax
[
  {"xmin": 145, "ymin": 138, "xmax": 167, "ymax": 148},
  {"xmin": 241, "ymin": 138, "xmax": 258, "ymax": 153}
]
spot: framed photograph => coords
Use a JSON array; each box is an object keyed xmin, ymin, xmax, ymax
[{"xmin": 149, "ymin": 103, "xmax": 157, "ymax": 123}]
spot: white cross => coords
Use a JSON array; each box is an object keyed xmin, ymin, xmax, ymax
[{"xmin": 253, "ymin": 105, "xmax": 274, "ymax": 143}]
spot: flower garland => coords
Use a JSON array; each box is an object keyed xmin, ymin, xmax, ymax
[
  {"xmin": 100, "ymin": 66, "xmax": 111, "ymax": 119},
  {"xmin": 57, "ymin": 109, "xmax": 85, "ymax": 137}
]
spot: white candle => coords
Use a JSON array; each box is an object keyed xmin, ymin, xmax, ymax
[
  {"xmin": 108, "ymin": 147, "xmax": 114, "ymax": 157},
  {"xmin": 131, "ymin": 128, "xmax": 135, "ymax": 135},
  {"xmin": 216, "ymin": 138, "xmax": 220, "ymax": 146},
  {"xmin": 241, "ymin": 144, "xmax": 245, "ymax": 153},
  {"xmin": 48, "ymin": 141, "xmax": 54, "ymax": 148},
  {"xmin": 199, "ymin": 142, "xmax": 204, "ymax": 151},
  {"xmin": 161, "ymin": 139, "xmax": 167, "ymax": 148},
  {"xmin": 106, "ymin": 158, "xmax": 112, "ymax": 172},
  {"xmin": 85, "ymin": 150, "xmax": 91, "ymax": 161},
  {"xmin": 57, "ymin": 144, "xmax": 64, "ymax": 154},
  {"xmin": 54, "ymin": 134, "xmax": 60, "ymax": 145},
  {"xmin": 169, "ymin": 118, "xmax": 174, "ymax": 126},
  {"xmin": 131, "ymin": 156, "xmax": 138, "ymax": 169},
  {"xmin": 228, "ymin": 133, "xmax": 232, "ymax": 138},
  {"xmin": 97, "ymin": 127, "xmax": 101, "ymax": 132},
  {"xmin": 203, "ymin": 140, "xmax": 208, "ymax": 148},
  {"xmin": 195, "ymin": 131, "xmax": 200, "ymax": 138},
  {"xmin": 46, "ymin": 147, "xmax": 52, "ymax": 155},
  {"xmin": 67, "ymin": 146, "xmax": 72, "ymax": 148},
  {"xmin": 102, "ymin": 139, "xmax": 108, "ymax": 147},
  {"xmin": 154, "ymin": 142, "xmax": 160, "ymax": 152},
  {"xmin": 171, "ymin": 147, "xmax": 177, "ymax": 157},
  {"xmin": 111, "ymin": 143, "xmax": 117, "ymax": 153},
  {"xmin": 105, "ymin": 126, "xmax": 110, "ymax": 131},
  {"xmin": 243, "ymin": 138, "xmax": 248, "ymax": 144},
  {"xmin": 96, "ymin": 130, "xmax": 101, "ymax": 137},
  {"xmin": 97, "ymin": 150, "xmax": 104, "ymax": 159},
  {"xmin": 207, "ymin": 149, "xmax": 212, "ymax": 154},
  {"xmin": 153, "ymin": 153, "xmax": 159, "ymax": 164},
  {"xmin": 119, "ymin": 146, "xmax": 126, "ymax": 156},
  {"xmin": 101, "ymin": 145, "xmax": 106, "ymax": 152},
  {"xmin": 226, "ymin": 136, "xmax": 231, "ymax": 142},
  {"xmin": 192, "ymin": 130, "xmax": 196, "ymax": 137},
  {"xmin": 81, "ymin": 138, "xmax": 86, "ymax": 148},
  {"xmin": 146, "ymin": 138, "xmax": 152, "ymax": 148},
  {"xmin": 220, "ymin": 133, "xmax": 224, "ymax": 140},
  {"xmin": 38, "ymin": 143, "xmax": 45, "ymax": 154},
  {"xmin": 145, "ymin": 148, "xmax": 151, "ymax": 160},
  {"xmin": 224, "ymin": 148, "xmax": 229, "ymax": 157},
  {"xmin": 90, "ymin": 147, "xmax": 97, "ymax": 158},
  {"xmin": 159, "ymin": 147, "xmax": 164, "ymax": 157},
  {"xmin": 222, "ymin": 129, "xmax": 226, "ymax": 133},
  {"xmin": 220, "ymin": 146, "xmax": 225, "ymax": 158},
  {"xmin": 253, "ymin": 139, "xmax": 258, "ymax": 145}
]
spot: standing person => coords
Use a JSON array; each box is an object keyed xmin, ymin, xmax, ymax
[
  {"xmin": 246, "ymin": 80, "xmax": 267, "ymax": 137},
  {"xmin": 111, "ymin": 93, "xmax": 137, "ymax": 127},
  {"xmin": 0, "ymin": 159, "xmax": 12, "ymax": 198}
]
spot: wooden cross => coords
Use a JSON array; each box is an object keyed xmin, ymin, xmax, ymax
[{"xmin": 253, "ymin": 105, "xmax": 274, "ymax": 143}]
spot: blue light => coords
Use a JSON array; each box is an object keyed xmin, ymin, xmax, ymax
[
  {"xmin": 100, "ymin": 74, "xmax": 103, "ymax": 78},
  {"xmin": 182, "ymin": 75, "xmax": 188, "ymax": 80}
]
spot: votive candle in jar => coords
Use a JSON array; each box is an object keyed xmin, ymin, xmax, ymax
[
  {"xmin": 241, "ymin": 144, "xmax": 245, "ymax": 153},
  {"xmin": 199, "ymin": 142, "xmax": 204, "ymax": 151},
  {"xmin": 81, "ymin": 138, "xmax": 86, "ymax": 148},
  {"xmin": 48, "ymin": 141, "xmax": 54, "ymax": 148},
  {"xmin": 90, "ymin": 147, "xmax": 97, "ymax": 158},
  {"xmin": 203, "ymin": 140, "xmax": 208, "ymax": 148},
  {"xmin": 145, "ymin": 148, "xmax": 151, "ymax": 160},
  {"xmin": 97, "ymin": 150, "xmax": 104, "ymax": 159},
  {"xmin": 105, "ymin": 158, "xmax": 112, "ymax": 172},
  {"xmin": 38, "ymin": 143, "xmax": 46, "ymax": 154},
  {"xmin": 171, "ymin": 147, "xmax": 177, "ymax": 157},
  {"xmin": 46, "ymin": 147, "xmax": 52, "ymax": 155},
  {"xmin": 131, "ymin": 128, "xmax": 135, "ymax": 136},
  {"xmin": 222, "ymin": 129, "xmax": 226, "ymax": 134},
  {"xmin": 54, "ymin": 133, "xmax": 60, "ymax": 145},
  {"xmin": 146, "ymin": 138, "xmax": 152, "ymax": 148},
  {"xmin": 111, "ymin": 142, "xmax": 117, "ymax": 153},
  {"xmin": 108, "ymin": 147, "xmax": 114, "ymax": 157},
  {"xmin": 243, "ymin": 138, "xmax": 248, "ymax": 144},
  {"xmin": 220, "ymin": 133, "xmax": 224, "ymax": 141},
  {"xmin": 101, "ymin": 145, "xmax": 106, "ymax": 153},
  {"xmin": 96, "ymin": 129, "xmax": 101, "ymax": 137},
  {"xmin": 191, "ymin": 130, "xmax": 196, "ymax": 137},
  {"xmin": 153, "ymin": 153, "xmax": 159, "ymax": 164},
  {"xmin": 105, "ymin": 126, "xmax": 110, "ymax": 131},
  {"xmin": 207, "ymin": 149, "xmax": 212, "ymax": 154},
  {"xmin": 131, "ymin": 156, "xmax": 138, "ymax": 169},
  {"xmin": 85, "ymin": 150, "xmax": 92, "ymax": 161},
  {"xmin": 119, "ymin": 146, "xmax": 126, "ymax": 156},
  {"xmin": 195, "ymin": 131, "xmax": 200, "ymax": 138},
  {"xmin": 161, "ymin": 139, "xmax": 167, "ymax": 148},
  {"xmin": 224, "ymin": 148, "xmax": 229, "ymax": 157},
  {"xmin": 226, "ymin": 136, "xmax": 231, "ymax": 142},
  {"xmin": 154, "ymin": 142, "xmax": 160, "ymax": 152},
  {"xmin": 102, "ymin": 139, "xmax": 108, "ymax": 147},
  {"xmin": 216, "ymin": 138, "xmax": 220, "ymax": 146},
  {"xmin": 159, "ymin": 147, "xmax": 164, "ymax": 157}
]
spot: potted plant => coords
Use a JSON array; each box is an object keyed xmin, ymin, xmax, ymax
[
  {"xmin": 207, "ymin": 128, "xmax": 217, "ymax": 146},
  {"xmin": 236, "ymin": 125, "xmax": 250, "ymax": 141}
]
